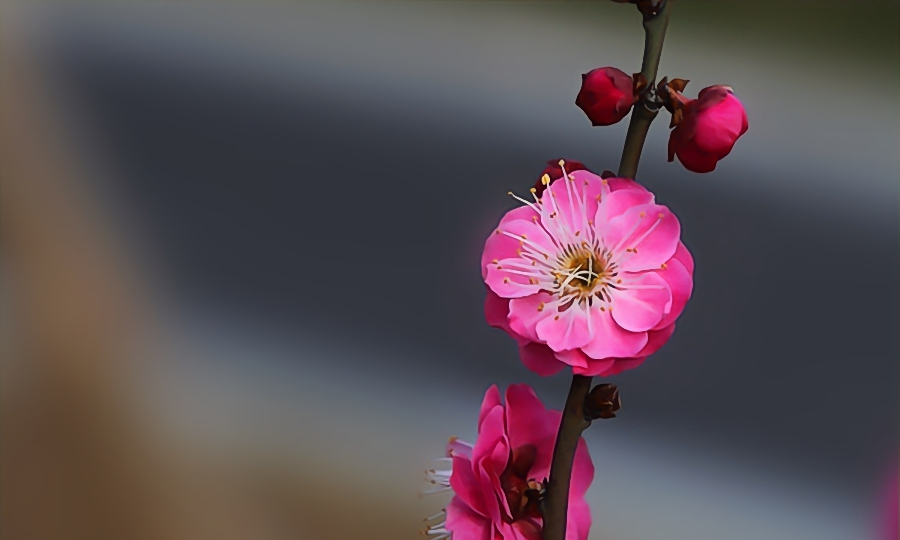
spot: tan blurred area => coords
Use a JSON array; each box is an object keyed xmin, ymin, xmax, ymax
[{"xmin": 0, "ymin": 29, "xmax": 422, "ymax": 540}]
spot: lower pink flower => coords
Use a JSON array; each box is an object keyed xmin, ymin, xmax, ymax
[
  {"xmin": 482, "ymin": 164, "xmax": 694, "ymax": 377},
  {"xmin": 425, "ymin": 385, "xmax": 593, "ymax": 540}
]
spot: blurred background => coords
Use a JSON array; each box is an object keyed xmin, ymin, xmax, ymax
[{"xmin": 1, "ymin": 1, "xmax": 897, "ymax": 539}]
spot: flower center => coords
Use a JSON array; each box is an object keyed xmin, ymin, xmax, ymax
[
  {"xmin": 554, "ymin": 244, "xmax": 618, "ymax": 303},
  {"xmin": 500, "ymin": 445, "xmax": 543, "ymax": 525}
]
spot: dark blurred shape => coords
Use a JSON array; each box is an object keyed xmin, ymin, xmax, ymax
[{"xmin": 585, "ymin": 383, "xmax": 622, "ymax": 420}]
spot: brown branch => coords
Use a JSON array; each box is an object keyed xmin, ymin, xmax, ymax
[
  {"xmin": 617, "ymin": 0, "xmax": 674, "ymax": 179},
  {"xmin": 541, "ymin": 375, "xmax": 592, "ymax": 540}
]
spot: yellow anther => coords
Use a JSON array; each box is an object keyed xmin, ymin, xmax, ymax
[
  {"xmin": 529, "ymin": 187, "xmax": 537, "ymax": 194},
  {"xmin": 541, "ymin": 174, "xmax": 551, "ymax": 185},
  {"xmin": 558, "ymin": 159, "xmax": 565, "ymax": 166}
]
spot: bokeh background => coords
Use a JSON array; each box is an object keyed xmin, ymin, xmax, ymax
[{"xmin": 1, "ymin": 2, "xmax": 897, "ymax": 539}]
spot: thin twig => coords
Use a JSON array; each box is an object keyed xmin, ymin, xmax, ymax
[
  {"xmin": 618, "ymin": 0, "xmax": 673, "ymax": 179},
  {"xmin": 541, "ymin": 375, "xmax": 592, "ymax": 540}
]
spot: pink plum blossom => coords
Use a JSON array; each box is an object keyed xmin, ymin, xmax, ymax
[
  {"xmin": 668, "ymin": 85, "xmax": 748, "ymax": 173},
  {"xmin": 425, "ymin": 384, "xmax": 593, "ymax": 540},
  {"xmin": 482, "ymin": 164, "xmax": 693, "ymax": 377}
]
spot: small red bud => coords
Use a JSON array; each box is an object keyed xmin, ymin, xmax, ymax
[
  {"xmin": 576, "ymin": 67, "xmax": 637, "ymax": 127},
  {"xmin": 667, "ymin": 85, "xmax": 748, "ymax": 173},
  {"xmin": 585, "ymin": 383, "xmax": 621, "ymax": 420}
]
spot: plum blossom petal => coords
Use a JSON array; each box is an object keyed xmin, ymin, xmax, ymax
[
  {"xmin": 602, "ymin": 204, "xmax": 680, "ymax": 272},
  {"xmin": 554, "ymin": 348, "xmax": 592, "ymax": 370},
  {"xmin": 485, "ymin": 289, "xmax": 517, "ymax": 339},
  {"xmin": 478, "ymin": 385, "xmax": 503, "ymax": 431},
  {"xmin": 611, "ymin": 272, "xmax": 672, "ymax": 332},
  {"xmin": 580, "ymin": 309, "xmax": 648, "ymax": 360},
  {"xmin": 518, "ymin": 342, "xmax": 566, "ymax": 376},
  {"xmin": 535, "ymin": 302, "xmax": 595, "ymax": 352},
  {"xmin": 653, "ymin": 258, "xmax": 692, "ymax": 330},
  {"xmin": 445, "ymin": 498, "xmax": 491, "ymax": 540},
  {"xmin": 505, "ymin": 384, "xmax": 554, "ymax": 451},
  {"xmin": 509, "ymin": 292, "xmax": 557, "ymax": 343}
]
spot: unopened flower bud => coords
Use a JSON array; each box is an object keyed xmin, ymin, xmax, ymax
[
  {"xmin": 576, "ymin": 67, "xmax": 638, "ymax": 126},
  {"xmin": 668, "ymin": 85, "xmax": 748, "ymax": 173},
  {"xmin": 585, "ymin": 383, "xmax": 621, "ymax": 420},
  {"xmin": 532, "ymin": 159, "xmax": 589, "ymax": 196}
]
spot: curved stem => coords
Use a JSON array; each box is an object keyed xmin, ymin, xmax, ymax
[
  {"xmin": 617, "ymin": 0, "xmax": 673, "ymax": 179},
  {"xmin": 542, "ymin": 375, "xmax": 592, "ymax": 540}
]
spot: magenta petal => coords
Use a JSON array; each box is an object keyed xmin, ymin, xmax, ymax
[
  {"xmin": 485, "ymin": 289, "xmax": 516, "ymax": 337},
  {"xmin": 554, "ymin": 348, "xmax": 590, "ymax": 370},
  {"xmin": 504, "ymin": 384, "xmax": 554, "ymax": 451},
  {"xmin": 519, "ymin": 342, "xmax": 566, "ymax": 376},
  {"xmin": 606, "ymin": 176, "xmax": 649, "ymax": 194},
  {"xmin": 449, "ymin": 455, "xmax": 487, "ymax": 517},
  {"xmin": 484, "ymin": 219, "xmax": 556, "ymax": 298},
  {"xmin": 611, "ymin": 272, "xmax": 671, "ymax": 332},
  {"xmin": 557, "ymin": 170, "xmax": 607, "ymax": 225},
  {"xmin": 445, "ymin": 496, "xmax": 491, "ymax": 540},
  {"xmin": 580, "ymin": 309, "xmax": 648, "ymax": 360},
  {"xmin": 604, "ymin": 204, "xmax": 680, "ymax": 272},
  {"xmin": 535, "ymin": 303, "xmax": 594, "ymax": 352},
  {"xmin": 603, "ymin": 356, "xmax": 648, "ymax": 376},
  {"xmin": 572, "ymin": 357, "xmax": 616, "ymax": 377},
  {"xmin": 653, "ymin": 258, "xmax": 692, "ymax": 330},
  {"xmin": 564, "ymin": 498, "xmax": 592, "ymax": 540},
  {"xmin": 473, "ymin": 406, "xmax": 508, "ymax": 470},
  {"xmin": 570, "ymin": 437, "xmax": 595, "ymax": 497},
  {"xmin": 636, "ymin": 323, "xmax": 676, "ymax": 357},
  {"xmin": 509, "ymin": 292, "xmax": 556, "ymax": 343},
  {"xmin": 601, "ymin": 186, "xmax": 655, "ymax": 222},
  {"xmin": 673, "ymin": 241, "xmax": 694, "ymax": 275},
  {"xmin": 478, "ymin": 386, "xmax": 502, "ymax": 432}
]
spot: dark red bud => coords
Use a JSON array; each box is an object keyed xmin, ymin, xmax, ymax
[
  {"xmin": 585, "ymin": 383, "xmax": 621, "ymax": 420},
  {"xmin": 576, "ymin": 67, "xmax": 637, "ymax": 127}
]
